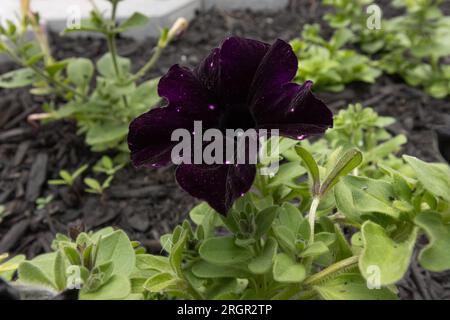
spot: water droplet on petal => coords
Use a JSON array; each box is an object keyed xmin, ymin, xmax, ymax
[{"xmin": 208, "ymin": 104, "xmax": 215, "ymax": 110}]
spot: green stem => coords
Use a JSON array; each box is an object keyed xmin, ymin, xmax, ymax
[
  {"xmin": 4, "ymin": 47, "xmax": 84, "ymax": 100},
  {"xmin": 106, "ymin": 35, "xmax": 121, "ymax": 78},
  {"xmin": 308, "ymin": 197, "xmax": 320, "ymax": 244},
  {"xmin": 106, "ymin": 0, "xmax": 129, "ymax": 109},
  {"xmin": 271, "ymin": 284, "xmax": 301, "ymax": 300},
  {"xmin": 303, "ymin": 255, "xmax": 360, "ymax": 286},
  {"xmin": 131, "ymin": 43, "xmax": 164, "ymax": 82}
]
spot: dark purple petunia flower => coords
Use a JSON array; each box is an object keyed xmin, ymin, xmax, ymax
[{"xmin": 128, "ymin": 36, "xmax": 333, "ymax": 215}]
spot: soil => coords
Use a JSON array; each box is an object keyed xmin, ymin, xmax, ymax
[{"xmin": 0, "ymin": 1, "xmax": 449, "ymax": 300}]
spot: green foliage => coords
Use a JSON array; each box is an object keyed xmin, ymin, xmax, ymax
[
  {"xmin": 96, "ymin": 104, "xmax": 447, "ymax": 300},
  {"xmin": 323, "ymin": 0, "xmax": 450, "ymax": 98},
  {"xmin": 291, "ymin": 24, "xmax": 381, "ymax": 92},
  {"xmin": 0, "ymin": 0, "xmax": 170, "ymax": 152},
  {"xmin": 35, "ymin": 195, "xmax": 54, "ymax": 210},
  {"xmin": 13, "ymin": 227, "xmax": 144, "ymax": 299},
  {"xmin": 0, "ymin": 253, "xmax": 25, "ymax": 281},
  {"xmin": 6, "ymin": 105, "xmax": 450, "ymax": 300},
  {"xmin": 48, "ymin": 165, "xmax": 88, "ymax": 187}
]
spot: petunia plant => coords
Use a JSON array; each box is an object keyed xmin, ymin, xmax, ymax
[
  {"xmin": 128, "ymin": 36, "xmax": 333, "ymax": 214},
  {"xmin": 4, "ymin": 102, "xmax": 450, "ymax": 300},
  {"xmin": 0, "ymin": 0, "xmax": 186, "ymax": 153},
  {"xmin": 323, "ymin": 0, "xmax": 450, "ymax": 98},
  {"xmin": 290, "ymin": 24, "xmax": 381, "ymax": 92}
]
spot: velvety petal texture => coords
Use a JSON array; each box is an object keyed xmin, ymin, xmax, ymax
[
  {"xmin": 128, "ymin": 36, "xmax": 333, "ymax": 215},
  {"xmin": 176, "ymin": 164, "xmax": 256, "ymax": 215}
]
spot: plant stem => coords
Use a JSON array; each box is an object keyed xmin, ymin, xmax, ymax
[
  {"xmin": 303, "ymin": 255, "xmax": 360, "ymax": 286},
  {"xmin": 106, "ymin": 35, "xmax": 121, "ymax": 78},
  {"xmin": 131, "ymin": 43, "xmax": 164, "ymax": 81},
  {"xmin": 308, "ymin": 197, "xmax": 320, "ymax": 244},
  {"xmin": 29, "ymin": 64, "xmax": 85, "ymax": 99},
  {"xmin": 106, "ymin": 0, "xmax": 129, "ymax": 109},
  {"xmin": 4, "ymin": 47, "xmax": 84, "ymax": 100}
]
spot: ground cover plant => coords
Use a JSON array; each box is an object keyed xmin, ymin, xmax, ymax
[
  {"xmin": 0, "ymin": 1, "xmax": 449, "ymax": 301},
  {"xmin": 2, "ymin": 32, "xmax": 450, "ymax": 299},
  {"xmin": 2, "ymin": 102, "xmax": 449, "ymax": 300},
  {"xmin": 323, "ymin": 0, "xmax": 450, "ymax": 98},
  {"xmin": 0, "ymin": 0, "xmax": 185, "ymax": 154}
]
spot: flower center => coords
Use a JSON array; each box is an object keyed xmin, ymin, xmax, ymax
[{"xmin": 219, "ymin": 103, "xmax": 256, "ymax": 131}]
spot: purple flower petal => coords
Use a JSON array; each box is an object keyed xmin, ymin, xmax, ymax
[
  {"xmin": 128, "ymin": 106, "xmax": 196, "ymax": 168},
  {"xmin": 158, "ymin": 64, "xmax": 219, "ymax": 120},
  {"xmin": 249, "ymin": 39, "xmax": 298, "ymax": 103},
  {"xmin": 195, "ymin": 48, "xmax": 220, "ymax": 94},
  {"xmin": 175, "ymin": 163, "xmax": 256, "ymax": 215},
  {"xmin": 253, "ymin": 81, "xmax": 333, "ymax": 139},
  {"xmin": 218, "ymin": 36, "xmax": 270, "ymax": 104}
]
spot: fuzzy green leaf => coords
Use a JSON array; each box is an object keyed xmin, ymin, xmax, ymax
[
  {"xmin": 359, "ymin": 221, "xmax": 417, "ymax": 285},
  {"xmin": 414, "ymin": 212, "xmax": 450, "ymax": 272},
  {"xmin": 403, "ymin": 155, "xmax": 450, "ymax": 202},
  {"xmin": 273, "ymin": 253, "xmax": 306, "ymax": 283},
  {"xmin": 199, "ymin": 237, "xmax": 252, "ymax": 265}
]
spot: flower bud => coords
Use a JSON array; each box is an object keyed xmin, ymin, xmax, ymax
[{"xmin": 168, "ymin": 17, "xmax": 188, "ymax": 40}]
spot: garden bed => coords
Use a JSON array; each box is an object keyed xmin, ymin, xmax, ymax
[{"xmin": 1, "ymin": 2, "xmax": 450, "ymax": 299}]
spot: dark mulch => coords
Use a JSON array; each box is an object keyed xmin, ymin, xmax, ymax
[{"xmin": 0, "ymin": 2, "xmax": 449, "ymax": 299}]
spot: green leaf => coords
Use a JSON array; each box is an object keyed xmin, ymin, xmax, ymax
[
  {"xmin": 273, "ymin": 225, "xmax": 297, "ymax": 254},
  {"xmin": 0, "ymin": 68, "xmax": 35, "ymax": 88},
  {"xmin": 359, "ymin": 221, "xmax": 417, "ymax": 285},
  {"xmin": 143, "ymin": 273, "xmax": 176, "ymax": 292},
  {"xmin": 189, "ymin": 202, "xmax": 218, "ymax": 225},
  {"xmin": 268, "ymin": 162, "xmax": 307, "ymax": 188},
  {"xmin": 0, "ymin": 254, "xmax": 25, "ymax": 281},
  {"xmin": 335, "ymin": 176, "xmax": 400, "ymax": 222},
  {"xmin": 314, "ymin": 273, "xmax": 398, "ymax": 300},
  {"xmin": 170, "ymin": 230, "xmax": 188, "ymax": 276},
  {"xmin": 320, "ymin": 148, "xmax": 363, "ymax": 196},
  {"xmin": 67, "ymin": 58, "xmax": 94, "ymax": 87},
  {"xmin": 248, "ymin": 237, "xmax": 278, "ymax": 274},
  {"xmin": 118, "ymin": 12, "xmax": 149, "ymax": 31},
  {"xmin": 97, "ymin": 53, "xmax": 131, "ymax": 78},
  {"xmin": 18, "ymin": 261, "xmax": 55, "ymax": 289},
  {"xmin": 84, "ymin": 178, "xmax": 101, "ymax": 191},
  {"xmin": 364, "ymin": 135, "xmax": 407, "ymax": 164},
  {"xmin": 136, "ymin": 254, "xmax": 171, "ymax": 273},
  {"xmin": 86, "ymin": 123, "xmax": 129, "ymax": 146},
  {"xmin": 60, "ymin": 170, "xmax": 74, "ymax": 184},
  {"xmin": 46, "ymin": 61, "xmax": 68, "ymax": 77},
  {"xmin": 80, "ymin": 275, "xmax": 131, "ymax": 300},
  {"xmin": 129, "ymin": 78, "xmax": 161, "ymax": 111},
  {"xmin": 273, "ymin": 253, "xmax": 306, "ymax": 283},
  {"xmin": 403, "ymin": 155, "xmax": 450, "ymax": 202},
  {"xmin": 295, "ymin": 146, "xmax": 320, "ymax": 194},
  {"xmin": 332, "ymin": 224, "xmax": 353, "ymax": 261},
  {"xmin": 414, "ymin": 212, "xmax": 450, "ymax": 272},
  {"xmin": 199, "ymin": 237, "xmax": 252, "ymax": 265},
  {"xmin": 95, "ymin": 230, "xmax": 135, "ymax": 277},
  {"xmin": 299, "ymin": 241, "xmax": 329, "ymax": 258},
  {"xmin": 72, "ymin": 164, "xmax": 89, "ymax": 179},
  {"xmin": 254, "ymin": 206, "xmax": 279, "ymax": 238},
  {"xmin": 192, "ymin": 260, "xmax": 249, "ymax": 279},
  {"xmin": 54, "ymin": 251, "xmax": 67, "ymax": 291}
]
